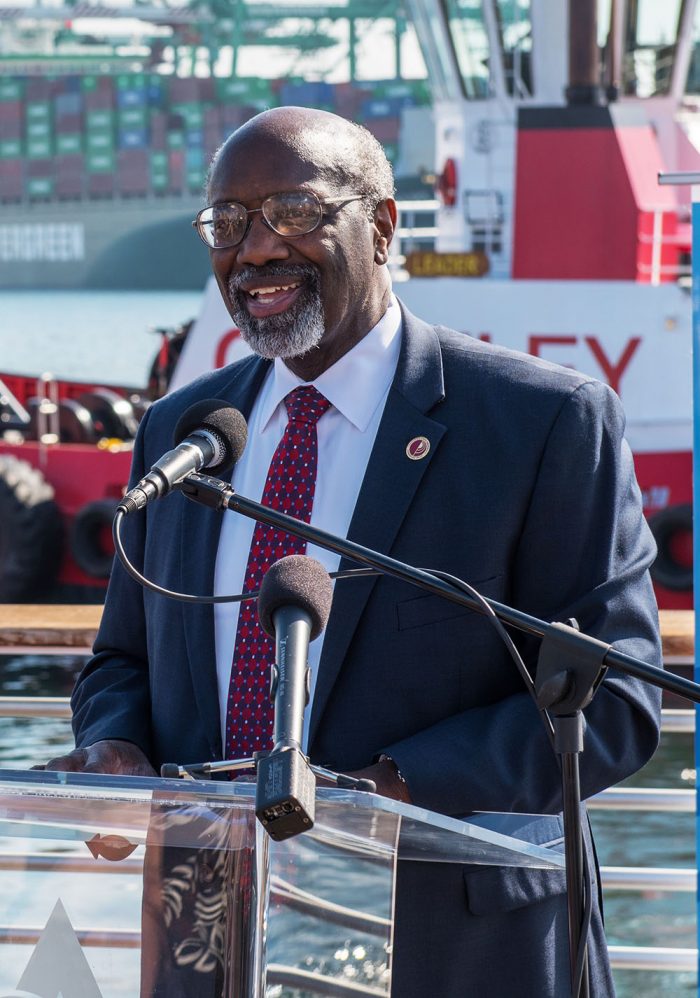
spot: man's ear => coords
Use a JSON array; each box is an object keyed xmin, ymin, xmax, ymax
[{"xmin": 373, "ymin": 198, "xmax": 397, "ymax": 266}]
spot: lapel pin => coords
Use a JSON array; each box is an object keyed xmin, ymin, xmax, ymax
[{"xmin": 406, "ymin": 436, "xmax": 430, "ymax": 460}]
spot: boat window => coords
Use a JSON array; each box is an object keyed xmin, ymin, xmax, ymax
[
  {"xmin": 444, "ymin": 0, "xmax": 491, "ymax": 98},
  {"xmin": 495, "ymin": 0, "xmax": 532, "ymax": 97},
  {"xmin": 622, "ymin": 0, "xmax": 683, "ymax": 97}
]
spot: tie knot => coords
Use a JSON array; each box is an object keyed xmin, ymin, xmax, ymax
[{"xmin": 284, "ymin": 385, "xmax": 331, "ymax": 425}]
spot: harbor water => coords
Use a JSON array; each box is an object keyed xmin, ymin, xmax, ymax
[{"xmin": 0, "ymin": 290, "xmax": 697, "ymax": 996}]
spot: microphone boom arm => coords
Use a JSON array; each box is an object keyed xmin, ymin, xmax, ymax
[{"xmin": 176, "ymin": 472, "xmax": 699, "ymax": 706}]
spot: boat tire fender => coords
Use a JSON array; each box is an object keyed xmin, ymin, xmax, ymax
[
  {"xmin": 0, "ymin": 455, "xmax": 64, "ymax": 601},
  {"xmin": 648, "ymin": 503, "xmax": 693, "ymax": 592},
  {"xmin": 71, "ymin": 498, "xmax": 119, "ymax": 579}
]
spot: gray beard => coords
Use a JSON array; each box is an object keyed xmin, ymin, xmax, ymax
[{"xmin": 226, "ymin": 265, "xmax": 325, "ymax": 360}]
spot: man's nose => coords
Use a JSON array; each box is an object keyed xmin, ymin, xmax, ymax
[{"xmin": 235, "ymin": 214, "xmax": 290, "ymax": 266}]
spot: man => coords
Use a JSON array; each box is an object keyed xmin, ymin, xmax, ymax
[{"xmin": 46, "ymin": 107, "xmax": 661, "ymax": 995}]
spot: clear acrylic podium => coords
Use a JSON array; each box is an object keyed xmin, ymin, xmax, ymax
[{"xmin": 0, "ymin": 769, "xmax": 564, "ymax": 997}]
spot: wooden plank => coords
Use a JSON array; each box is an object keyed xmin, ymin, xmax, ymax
[
  {"xmin": 0, "ymin": 605, "xmax": 694, "ymax": 658},
  {"xmin": 0, "ymin": 605, "xmax": 102, "ymax": 649},
  {"xmin": 658, "ymin": 609, "xmax": 694, "ymax": 660}
]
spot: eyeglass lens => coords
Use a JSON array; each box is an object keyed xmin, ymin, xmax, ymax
[{"xmin": 202, "ymin": 192, "xmax": 323, "ymax": 247}]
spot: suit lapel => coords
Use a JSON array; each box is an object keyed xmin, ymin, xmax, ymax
[
  {"xmin": 180, "ymin": 356, "xmax": 271, "ymax": 758},
  {"xmin": 309, "ymin": 306, "xmax": 447, "ymax": 747}
]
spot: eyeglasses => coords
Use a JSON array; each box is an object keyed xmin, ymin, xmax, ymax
[{"xmin": 192, "ymin": 190, "xmax": 366, "ymax": 249}]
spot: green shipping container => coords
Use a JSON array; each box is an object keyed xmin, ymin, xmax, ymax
[
  {"xmin": 186, "ymin": 169, "xmax": 205, "ymax": 190},
  {"xmin": 26, "ymin": 121, "xmax": 51, "ymax": 140},
  {"xmin": 26, "ymin": 102, "xmax": 51, "ymax": 122},
  {"xmin": 27, "ymin": 177, "xmax": 54, "ymax": 198},
  {"xmin": 87, "ymin": 110, "xmax": 114, "ymax": 129},
  {"xmin": 117, "ymin": 73, "xmax": 146, "ymax": 91},
  {"xmin": 171, "ymin": 103, "xmax": 204, "ymax": 127},
  {"xmin": 82, "ymin": 76, "xmax": 98, "ymax": 92},
  {"xmin": 151, "ymin": 170, "xmax": 169, "ymax": 190},
  {"xmin": 0, "ymin": 79, "xmax": 22, "ymax": 101},
  {"xmin": 0, "ymin": 139, "xmax": 22, "ymax": 158},
  {"xmin": 167, "ymin": 131, "xmax": 185, "ymax": 150},
  {"xmin": 216, "ymin": 78, "xmax": 273, "ymax": 101},
  {"xmin": 87, "ymin": 152, "xmax": 115, "ymax": 173},
  {"xmin": 150, "ymin": 151, "xmax": 168, "ymax": 168},
  {"xmin": 27, "ymin": 139, "xmax": 52, "ymax": 159},
  {"xmin": 56, "ymin": 133, "xmax": 82, "ymax": 154},
  {"xmin": 86, "ymin": 131, "xmax": 114, "ymax": 152},
  {"xmin": 118, "ymin": 107, "xmax": 148, "ymax": 128}
]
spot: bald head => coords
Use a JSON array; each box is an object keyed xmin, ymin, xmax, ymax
[{"xmin": 208, "ymin": 106, "xmax": 394, "ymax": 213}]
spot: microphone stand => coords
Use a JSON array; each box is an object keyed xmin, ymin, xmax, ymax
[
  {"xmin": 170, "ymin": 471, "xmax": 700, "ymax": 998},
  {"xmin": 162, "ymin": 600, "xmax": 376, "ymax": 842}
]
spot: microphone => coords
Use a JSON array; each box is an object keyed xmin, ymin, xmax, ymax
[
  {"xmin": 118, "ymin": 399, "xmax": 247, "ymax": 515},
  {"xmin": 255, "ymin": 555, "xmax": 333, "ymax": 841}
]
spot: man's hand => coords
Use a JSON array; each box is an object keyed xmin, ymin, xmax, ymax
[
  {"xmin": 38, "ymin": 740, "xmax": 157, "ymax": 777},
  {"xmin": 347, "ymin": 757, "xmax": 412, "ymax": 804}
]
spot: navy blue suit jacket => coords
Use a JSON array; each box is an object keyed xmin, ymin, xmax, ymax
[{"xmin": 73, "ymin": 304, "xmax": 661, "ymax": 995}]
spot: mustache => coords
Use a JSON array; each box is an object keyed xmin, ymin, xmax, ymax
[{"xmin": 227, "ymin": 264, "xmax": 320, "ymax": 293}]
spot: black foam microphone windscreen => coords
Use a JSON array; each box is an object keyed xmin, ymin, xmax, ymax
[
  {"xmin": 258, "ymin": 555, "xmax": 333, "ymax": 640},
  {"xmin": 173, "ymin": 398, "xmax": 248, "ymax": 477}
]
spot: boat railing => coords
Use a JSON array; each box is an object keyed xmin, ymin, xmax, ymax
[
  {"xmin": 0, "ymin": 605, "xmax": 696, "ymax": 979},
  {"xmin": 391, "ymin": 199, "xmax": 693, "ymax": 286}
]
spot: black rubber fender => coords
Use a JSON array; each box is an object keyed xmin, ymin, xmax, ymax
[
  {"xmin": 0, "ymin": 454, "xmax": 64, "ymax": 601},
  {"xmin": 78, "ymin": 389, "xmax": 139, "ymax": 440},
  {"xmin": 71, "ymin": 498, "xmax": 119, "ymax": 579},
  {"xmin": 648, "ymin": 503, "xmax": 693, "ymax": 592}
]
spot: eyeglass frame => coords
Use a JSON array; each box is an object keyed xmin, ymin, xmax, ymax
[{"xmin": 191, "ymin": 190, "xmax": 370, "ymax": 249}]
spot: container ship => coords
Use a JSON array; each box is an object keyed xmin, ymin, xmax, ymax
[{"xmin": 0, "ymin": 0, "xmax": 433, "ymax": 289}]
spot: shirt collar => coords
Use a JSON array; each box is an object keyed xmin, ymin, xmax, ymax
[{"xmin": 260, "ymin": 295, "xmax": 402, "ymax": 433}]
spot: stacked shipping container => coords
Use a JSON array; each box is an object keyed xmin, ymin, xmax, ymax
[{"xmin": 0, "ymin": 72, "xmax": 430, "ymax": 204}]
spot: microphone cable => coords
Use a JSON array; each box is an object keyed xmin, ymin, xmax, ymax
[{"xmin": 113, "ymin": 507, "xmax": 377, "ymax": 605}]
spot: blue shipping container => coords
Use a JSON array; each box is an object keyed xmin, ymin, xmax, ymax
[
  {"xmin": 117, "ymin": 89, "xmax": 147, "ymax": 109},
  {"xmin": 55, "ymin": 93, "xmax": 83, "ymax": 116},
  {"xmin": 118, "ymin": 128, "xmax": 148, "ymax": 149},
  {"xmin": 360, "ymin": 96, "xmax": 415, "ymax": 119},
  {"xmin": 185, "ymin": 147, "xmax": 204, "ymax": 168},
  {"xmin": 280, "ymin": 81, "xmax": 335, "ymax": 107}
]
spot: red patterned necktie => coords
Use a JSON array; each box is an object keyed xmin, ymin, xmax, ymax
[{"xmin": 224, "ymin": 384, "xmax": 331, "ymax": 761}]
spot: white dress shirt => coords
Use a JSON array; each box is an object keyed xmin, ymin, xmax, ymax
[{"xmin": 214, "ymin": 296, "xmax": 402, "ymax": 752}]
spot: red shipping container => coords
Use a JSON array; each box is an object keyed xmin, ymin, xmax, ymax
[
  {"xmin": 170, "ymin": 78, "xmax": 201, "ymax": 101},
  {"xmin": 199, "ymin": 78, "xmax": 216, "ymax": 102},
  {"xmin": 85, "ymin": 90, "xmax": 114, "ymax": 111},
  {"xmin": 26, "ymin": 159, "xmax": 53, "ymax": 178},
  {"xmin": 1, "ymin": 121, "xmax": 22, "ymax": 139},
  {"xmin": 203, "ymin": 105, "xmax": 220, "ymax": 127},
  {"xmin": 117, "ymin": 148, "xmax": 148, "ymax": 170},
  {"xmin": 88, "ymin": 172, "xmax": 116, "ymax": 196},
  {"xmin": 0, "ymin": 159, "xmax": 22, "ymax": 177},
  {"xmin": 56, "ymin": 113, "xmax": 82, "ymax": 132},
  {"xmin": 26, "ymin": 79, "xmax": 52, "ymax": 100},
  {"xmin": 0, "ymin": 103, "xmax": 23, "ymax": 122},
  {"xmin": 0, "ymin": 176, "xmax": 23, "ymax": 201},
  {"xmin": 56, "ymin": 175, "xmax": 84, "ymax": 198},
  {"xmin": 366, "ymin": 116, "xmax": 401, "ymax": 145},
  {"xmin": 55, "ymin": 153, "xmax": 84, "ymax": 175}
]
